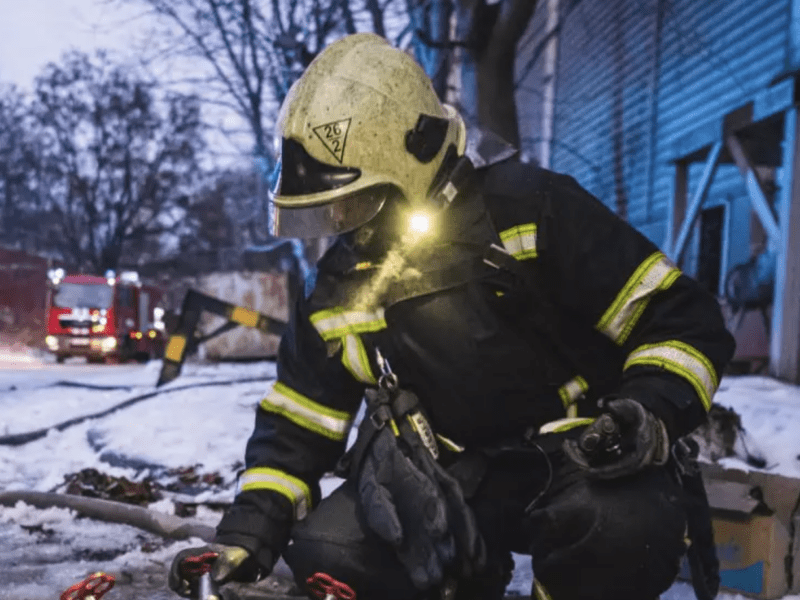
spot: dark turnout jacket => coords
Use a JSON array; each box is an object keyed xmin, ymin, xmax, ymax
[{"xmin": 215, "ymin": 160, "xmax": 735, "ymax": 569}]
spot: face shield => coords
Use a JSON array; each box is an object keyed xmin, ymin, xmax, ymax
[
  {"xmin": 269, "ymin": 137, "xmax": 395, "ymax": 238},
  {"xmin": 270, "ymin": 185, "xmax": 392, "ymax": 238}
]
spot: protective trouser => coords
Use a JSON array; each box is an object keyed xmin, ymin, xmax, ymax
[{"xmin": 283, "ymin": 431, "xmax": 688, "ymax": 600}]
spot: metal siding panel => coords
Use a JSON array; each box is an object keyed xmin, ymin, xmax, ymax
[
  {"xmin": 551, "ymin": 0, "xmax": 660, "ymax": 221},
  {"xmin": 657, "ymin": 0, "xmax": 788, "ymax": 139},
  {"xmin": 659, "ymin": 41, "xmax": 786, "ymax": 127},
  {"xmin": 517, "ymin": 0, "xmax": 790, "ymax": 244},
  {"xmin": 650, "ymin": 0, "xmax": 790, "ymax": 238}
]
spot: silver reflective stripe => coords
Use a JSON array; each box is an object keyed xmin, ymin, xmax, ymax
[
  {"xmin": 310, "ymin": 307, "xmax": 386, "ymax": 385},
  {"xmin": 436, "ymin": 433, "xmax": 465, "ymax": 453},
  {"xmin": 310, "ymin": 307, "xmax": 387, "ymax": 341},
  {"xmin": 624, "ymin": 341, "xmax": 717, "ymax": 411},
  {"xmin": 261, "ymin": 382, "xmax": 352, "ymax": 441},
  {"xmin": 596, "ymin": 252, "xmax": 681, "ymax": 346},
  {"xmin": 558, "ymin": 376, "xmax": 588, "ymax": 418},
  {"xmin": 499, "ymin": 223, "xmax": 538, "ymax": 260},
  {"xmin": 539, "ymin": 417, "xmax": 596, "ymax": 435},
  {"xmin": 342, "ymin": 334, "xmax": 377, "ymax": 384},
  {"xmin": 240, "ymin": 467, "xmax": 311, "ymax": 520}
]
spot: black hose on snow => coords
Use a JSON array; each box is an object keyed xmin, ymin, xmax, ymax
[{"xmin": 0, "ymin": 377, "xmax": 272, "ymax": 447}]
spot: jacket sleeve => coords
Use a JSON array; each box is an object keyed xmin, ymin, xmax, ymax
[
  {"xmin": 532, "ymin": 169, "xmax": 735, "ymax": 438},
  {"xmin": 215, "ymin": 288, "xmax": 366, "ymax": 568}
]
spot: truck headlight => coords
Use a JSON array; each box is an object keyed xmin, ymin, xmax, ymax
[{"xmin": 45, "ymin": 336, "xmax": 58, "ymax": 350}]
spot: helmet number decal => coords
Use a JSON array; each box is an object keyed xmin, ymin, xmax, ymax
[{"xmin": 313, "ymin": 119, "xmax": 351, "ymax": 163}]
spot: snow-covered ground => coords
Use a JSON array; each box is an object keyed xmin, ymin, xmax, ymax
[{"xmin": 0, "ymin": 346, "xmax": 799, "ymax": 600}]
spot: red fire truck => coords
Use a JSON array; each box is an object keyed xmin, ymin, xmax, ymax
[{"xmin": 45, "ymin": 270, "xmax": 167, "ymax": 364}]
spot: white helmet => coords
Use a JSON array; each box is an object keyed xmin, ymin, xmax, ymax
[{"xmin": 269, "ymin": 33, "xmax": 466, "ymax": 239}]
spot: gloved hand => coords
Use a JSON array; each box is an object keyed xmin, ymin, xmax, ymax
[
  {"xmin": 358, "ymin": 423, "xmax": 456, "ymax": 590},
  {"xmin": 168, "ymin": 543, "xmax": 260, "ymax": 598},
  {"xmin": 356, "ymin": 387, "xmax": 485, "ymax": 591},
  {"xmin": 398, "ymin": 414, "xmax": 486, "ymax": 581},
  {"xmin": 563, "ymin": 397, "xmax": 670, "ymax": 479}
]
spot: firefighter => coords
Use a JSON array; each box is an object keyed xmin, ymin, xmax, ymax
[{"xmin": 169, "ymin": 33, "xmax": 734, "ymax": 600}]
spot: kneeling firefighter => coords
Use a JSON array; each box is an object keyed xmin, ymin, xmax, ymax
[{"xmin": 169, "ymin": 33, "xmax": 734, "ymax": 600}]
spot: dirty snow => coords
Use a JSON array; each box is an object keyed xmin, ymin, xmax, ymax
[{"xmin": 0, "ymin": 347, "xmax": 798, "ymax": 600}]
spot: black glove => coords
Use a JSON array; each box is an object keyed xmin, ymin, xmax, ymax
[
  {"xmin": 355, "ymin": 388, "xmax": 486, "ymax": 591},
  {"xmin": 168, "ymin": 543, "xmax": 260, "ymax": 598},
  {"xmin": 358, "ymin": 422, "xmax": 457, "ymax": 590},
  {"xmin": 397, "ymin": 414, "xmax": 486, "ymax": 581},
  {"xmin": 563, "ymin": 397, "xmax": 669, "ymax": 479}
]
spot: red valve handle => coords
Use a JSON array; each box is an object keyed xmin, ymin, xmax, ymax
[
  {"xmin": 60, "ymin": 572, "xmax": 115, "ymax": 600},
  {"xmin": 306, "ymin": 572, "xmax": 356, "ymax": 600},
  {"xmin": 180, "ymin": 551, "xmax": 220, "ymax": 577}
]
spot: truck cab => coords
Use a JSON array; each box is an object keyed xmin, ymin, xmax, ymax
[{"xmin": 45, "ymin": 270, "xmax": 166, "ymax": 364}]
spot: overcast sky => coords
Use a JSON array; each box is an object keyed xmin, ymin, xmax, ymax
[{"xmin": 0, "ymin": 0, "xmax": 147, "ymax": 90}]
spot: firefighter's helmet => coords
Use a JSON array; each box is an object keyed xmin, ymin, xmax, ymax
[{"xmin": 269, "ymin": 33, "xmax": 466, "ymax": 238}]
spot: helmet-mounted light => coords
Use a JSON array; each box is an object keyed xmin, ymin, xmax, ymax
[{"xmin": 408, "ymin": 212, "xmax": 431, "ymax": 234}]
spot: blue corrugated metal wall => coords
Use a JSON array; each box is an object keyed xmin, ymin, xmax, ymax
[{"xmin": 516, "ymin": 0, "xmax": 792, "ymax": 264}]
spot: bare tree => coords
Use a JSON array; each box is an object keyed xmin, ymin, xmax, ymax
[
  {"xmin": 32, "ymin": 50, "xmax": 204, "ymax": 274},
  {"xmin": 0, "ymin": 85, "xmax": 41, "ymax": 250},
  {"xmin": 114, "ymin": 0, "xmax": 409, "ymax": 166}
]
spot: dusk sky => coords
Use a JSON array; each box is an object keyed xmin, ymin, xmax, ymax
[{"xmin": 0, "ymin": 0, "xmax": 147, "ymax": 89}]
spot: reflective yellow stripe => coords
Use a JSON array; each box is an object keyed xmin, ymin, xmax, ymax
[
  {"xmin": 436, "ymin": 433, "xmax": 465, "ymax": 453},
  {"xmin": 164, "ymin": 335, "xmax": 186, "ymax": 362},
  {"xmin": 596, "ymin": 252, "xmax": 681, "ymax": 345},
  {"xmin": 342, "ymin": 334, "xmax": 377, "ymax": 384},
  {"xmin": 229, "ymin": 306, "xmax": 260, "ymax": 328},
  {"xmin": 261, "ymin": 382, "xmax": 352, "ymax": 441},
  {"xmin": 539, "ymin": 417, "xmax": 596, "ymax": 435},
  {"xmin": 533, "ymin": 580, "xmax": 553, "ymax": 600},
  {"xmin": 624, "ymin": 341, "xmax": 718, "ymax": 411},
  {"xmin": 311, "ymin": 307, "xmax": 385, "ymax": 385},
  {"xmin": 240, "ymin": 467, "xmax": 311, "ymax": 520},
  {"xmin": 499, "ymin": 223, "xmax": 538, "ymax": 260},
  {"xmin": 310, "ymin": 307, "xmax": 387, "ymax": 340},
  {"xmin": 558, "ymin": 376, "xmax": 588, "ymax": 415}
]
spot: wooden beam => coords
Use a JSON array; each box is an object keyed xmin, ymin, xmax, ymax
[
  {"xmin": 539, "ymin": 0, "xmax": 559, "ymax": 169},
  {"xmin": 770, "ymin": 107, "xmax": 800, "ymax": 383},
  {"xmin": 725, "ymin": 133, "xmax": 781, "ymax": 250},
  {"xmin": 664, "ymin": 160, "xmax": 687, "ymax": 257},
  {"xmin": 791, "ymin": 0, "xmax": 800, "ymax": 69},
  {"xmin": 668, "ymin": 141, "xmax": 722, "ymax": 263}
]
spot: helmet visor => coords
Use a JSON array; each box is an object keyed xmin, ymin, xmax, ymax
[{"xmin": 270, "ymin": 185, "xmax": 391, "ymax": 238}]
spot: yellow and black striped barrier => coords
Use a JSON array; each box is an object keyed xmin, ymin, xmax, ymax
[{"xmin": 156, "ymin": 289, "xmax": 287, "ymax": 386}]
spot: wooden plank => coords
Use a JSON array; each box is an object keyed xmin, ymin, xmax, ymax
[
  {"xmin": 669, "ymin": 141, "xmax": 723, "ymax": 263},
  {"xmin": 668, "ymin": 117, "xmax": 722, "ymax": 162},
  {"xmin": 724, "ymin": 133, "xmax": 782, "ymax": 249},
  {"xmin": 665, "ymin": 160, "xmax": 688, "ymax": 253},
  {"xmin": 771, "ymin": 107, "xmax": 800, "ymax": 382},
  {"xmin": 754, "ymin": 76, "xmax": 795, "ymax": 122},
  {"xmin": 791, "ymin": 0, "xmax": 800, "ymax": 67}
]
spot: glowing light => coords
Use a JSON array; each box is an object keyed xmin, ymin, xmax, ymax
[
  {"xmin": 100, "ymin": 336, "xmax": 117, "ymax": 353},
  {"xmin": 408, "ymin": 212, "xmax": 430, "ymax": 234}
]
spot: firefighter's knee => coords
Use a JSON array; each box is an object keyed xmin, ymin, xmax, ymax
[
  {"xmin": 528, "ymin": 468, "xmax": 686, "ymax": 600},
  {"xmin": 283, "ymin": 482, "xmax": 420, "ymax": 600}
]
